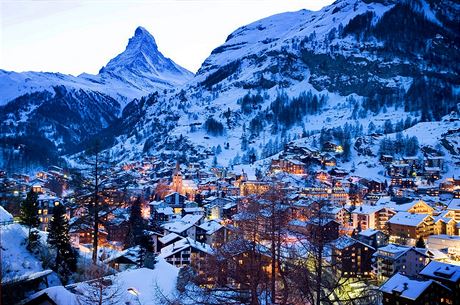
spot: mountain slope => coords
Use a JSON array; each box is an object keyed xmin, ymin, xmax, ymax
[{"xmin": 105, "ymin": 0, "xmax": 459, "ymax": 168}]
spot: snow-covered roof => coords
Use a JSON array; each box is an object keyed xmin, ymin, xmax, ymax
[
  {"xmin": 358, "ymin": 228, "xmax": 381, "ymax": 237},
  {"xmin": 155, "ymin": 206, "xmax": 174, "ymax": 215},
  {"xmin": 162, "ymin": 214, "xmax": 203, "ymax": 234},
  {"xmin": 376, "ymin": 244, "xmax": 409, "ymax": 256},
  {"xmin": 379, "ymin": 273, "xmax": 434, "ymax": 300},
  {"xmin": 388, "ymin": 212, "xmax": 431, "ymax": 227},
  {"xmin": 159, "ymin": 232, "xmax": 183, "ymax": 244},
  {"xmin": 420, "ymin": 261, "xmax": 460, "ymax": 283},
  {"xmin": 198, "ymin": 220, "xmax": 223, "ymax": 235},
  {"xmin": 332, "ymin": 236, "xmax": 374, "ymax": 251},
  {"xmin": 159, "ymin": 237, "xmax": 213, "ymax": 259},
  {"xmin": 448, "ymin": 198, "xmax": 460, "ymax": 211},
  {"xmin": 0, "ymin": 206, "xmax": 13, "ymax": 222},
  {"xmin": 352, "ymin": 205, "xmax": 386, "ymax": 215}
]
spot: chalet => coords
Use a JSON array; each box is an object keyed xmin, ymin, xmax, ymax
[
  {"xmin": 350, "ymin": 205, "xmax": 396, "ymax": 232},
  {"xmin": 447, "ymin": 198, "xmax": 460, "ymax": 221},
  {"xmin": 182, "ymin": 205, "xmax": 204, "ymax": 216},
  {"xmin": 329, "ymin": 168, "xmax": 348, "ymax": 178},
  {"xmin": 302, "ymin": 187, "xmax": 348, "ymax": 205},
  {"xmin": 164, "ymin": 192, "xmax": 187, "ymax": 211},
  {"xmin": 402, "ymin": 156, "xmax": 422, "ymax": 168},
  {"xmin": 159, "ymin": 237, "xmax": 212, "ymax": 270},
  {"xmin": 271, "ymin": 158, "xmax": 307, "ymax": 175},
  {"xmin": 425, "ymin": 156, "xmax": 444, "ymax": 171},
  {"xmin": 239, "ymin": 181, "xmax": 272, "ymax": 196},
  {"xmin": 162, "ymin": 214, "xmax": 203, "ymax": 240},
  {"xmin": 103, "ymin": 246, "xmax": 141, "ymax": 271},
  {"xmin": 204, "ymin": 197, "xmax": 237, "ymax": 220},
  {"xmin": 214, "ymin": 239, "xmax": 272, "ymax": 288},
  {"xmin": 150, "ymin": 203, "xmax": 175, "ymax": 224},
  {"xmin": 420, "ymin": 261, "xmax": 460, "ymax": 302},
  {"xmin": 332, "ymin": 236, "xmax": 375, "ymax": 278},
  {"xmin": 69, "ymin": 218, "xmax": 107, "ymax": 246},
  {"xmin": 321, "ymin": 153, "xmax": 337, "ymax": 167},
  {"xmin": 391, "ymin": 177, "xmax": 416, "ymax": 189},
  {"xmin": 388, "ymin": 163, "xmax": 411, "ymax": 178},
  {"xmin": 158, "ymin": 232, "xmax": 184, "ymax": 251},
  {"xmin": 105, "ymin": 218, "xmax": 129, "ymax": 243},
  {"xmin": 433, "ymin": 215, "xmax": 458, "ymax": 236},
  {"xmin": 321, "ymin": 206, "xmax": 352, "ymax": 231},
  {"xmin": 387, "ymin": 212, "xmax": 435, "ymax": 242},
  {"xmin": 361, "ymin": 178, "xmax": 386, "ymax": 193},
  {"xmin": 424, "ymin": 166, "xmax": 442, "ymax": 180},
  {"xmin": 357, "ymin": 228, "xmax": 388, "ymax": 249},
  {"xmin": 380, "ymin": 273, "xmax": 452, "ymax": 305},
  {"xmin": 386, "ymin": 199, "xmax": 435, "ymax": 215},
  {"xmin": 37, "ymin": 195, "xmax": 63, "ymax": 231},
  {"xmin": 417, "ymin": 185, "xmax": 440, "ymax": 196},
  {"xmin": 380, "ymin": 155, "xmax": 394, "ymax": 165},
  {"xmin": 290, "ymin": 199, "xmax": 321, "ymax": 221},
  {"xmin": 196, "ymin": 220, "xmax": 228, "ymax": 247},
  {"xmin": 305, "ymin": 218, "xmax": 340, "ymax": 243},
  {"xmin": 374, "ymin": 244, "xmax": 430, "ymax": 282},
  {"xmin": 322, "ymin": 141, "xmax": 341, "ymax": 153}
]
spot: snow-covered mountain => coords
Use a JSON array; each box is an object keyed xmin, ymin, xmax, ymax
[
  {"xmin": 0, "ymin": 26, "xmax": 193, "ymax": 107},
  {"xmin": 2, "ymin": 0, "xmax": 459, "ymax": 172},
  {"xmin": 104, "ymin": 0, "xmax": 459, "ymax": 169},
  {"xmin": 0, "ymin": 26, "xmax": 192, "ymax": 170}
]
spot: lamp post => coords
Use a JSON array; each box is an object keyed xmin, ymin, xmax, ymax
[{"xmin": 127, "ymin": 287, "xmax": 141, "ymax": 305}]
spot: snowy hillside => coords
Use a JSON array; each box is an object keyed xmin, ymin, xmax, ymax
[{"xmin": 103, "ymin": 0, "xmax": 459, "ymax": 170}]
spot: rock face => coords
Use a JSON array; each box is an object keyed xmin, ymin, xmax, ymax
[{"xmin": 99, "ymin": 26, "xmax": 193, "ymax": 86}]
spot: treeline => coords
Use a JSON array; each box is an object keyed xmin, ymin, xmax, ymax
[
  {"xmin": 243, "ymin": 91, "xmax": 327, "ymax": 137},
  {"xmin": 204, "ymin": 117, "xmax": 225, "ymax": 136},
  {"xmin": 379, "ymin": 133, "xmax": 419, "ymax": 156}
]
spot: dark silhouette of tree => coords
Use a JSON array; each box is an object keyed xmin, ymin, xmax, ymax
[
  {"xmin": 19, "ymin": 189, "xmax": 39, "ymax": 249},
  {"xmin": 47, "ymin": 203, "xmax": 77, "ymax": 283}
]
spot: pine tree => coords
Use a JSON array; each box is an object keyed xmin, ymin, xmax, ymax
[
  {"xmin": 126, "ymin": 197, "xmax": 145, "ymax": 248},
  {"xmin": 48, "ymin": 203, "xmax": 77, "ymax": 283},
  {"xmin": 416, "ymin": 236, "xmax": 426, "ymax": 248},
  {"xmin": 20, "ymin": 189, "xmax": 39, "ymax": 248}
]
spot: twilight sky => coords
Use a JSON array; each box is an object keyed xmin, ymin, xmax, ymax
[{"xmin": 1, "ymin": 0, "xmax": 334, "ymax": 75}]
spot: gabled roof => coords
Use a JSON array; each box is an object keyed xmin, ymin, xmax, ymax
[
  {"xmin": 198, "ymin": 220, "xmax": 223, "ymax": 235},
  {"xmin": 358, "ymin": 228, "xmax": 383, "ymax": 238},
  {"xmin": 332, "ymin": 236, "xmax": 375, "ymax": 251},
  {"xmin": 159, "ymin": 233, "xmax": 183, "ymax": 245},
  {"xmin": 388, "ymin": 212, "xmax": 432, "ymax": 227},
  {"xmin": 420, "ymin": 261, "xmax": 460, "ymax": 284},
  {"xmin": 379, "ymin": 273, "xmax": 437, "ymax": 300},
  {"xmin": 162, "ymin": 214, "xmax": 203, "ymax": 234},
  {"xmin": 159, "ymin": 237, "xmax": 213, "ymax": 259},
  {"xmin": 448, "ymin": 198, "xmax": 460, "ymax": 211}
]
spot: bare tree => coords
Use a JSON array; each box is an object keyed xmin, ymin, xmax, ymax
[
  {"xmin": 74, "ymin": 263, "xmax": 122, "ymax": 305},
  {"xmin": 72, "ymin": 140, "xmax": 113, "ymax": 263}
]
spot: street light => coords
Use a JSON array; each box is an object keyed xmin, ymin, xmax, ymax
[{"xmin": 127, "ymin": 287, "xmax": 141, "ymax": 305}]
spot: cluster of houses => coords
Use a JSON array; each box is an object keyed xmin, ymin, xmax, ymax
[{"xmin": 2, "ymin": 138, "xmax": 460, "ymax": 304}]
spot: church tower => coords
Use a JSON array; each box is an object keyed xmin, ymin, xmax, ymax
[{"xmin": 172, "ymin": 161, "xmax": 183, "ymax": 194}]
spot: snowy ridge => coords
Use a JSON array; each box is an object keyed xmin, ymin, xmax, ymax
[{"xmin": 0, "ymin": 26, "xmax": 193, "ymax": 108}]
